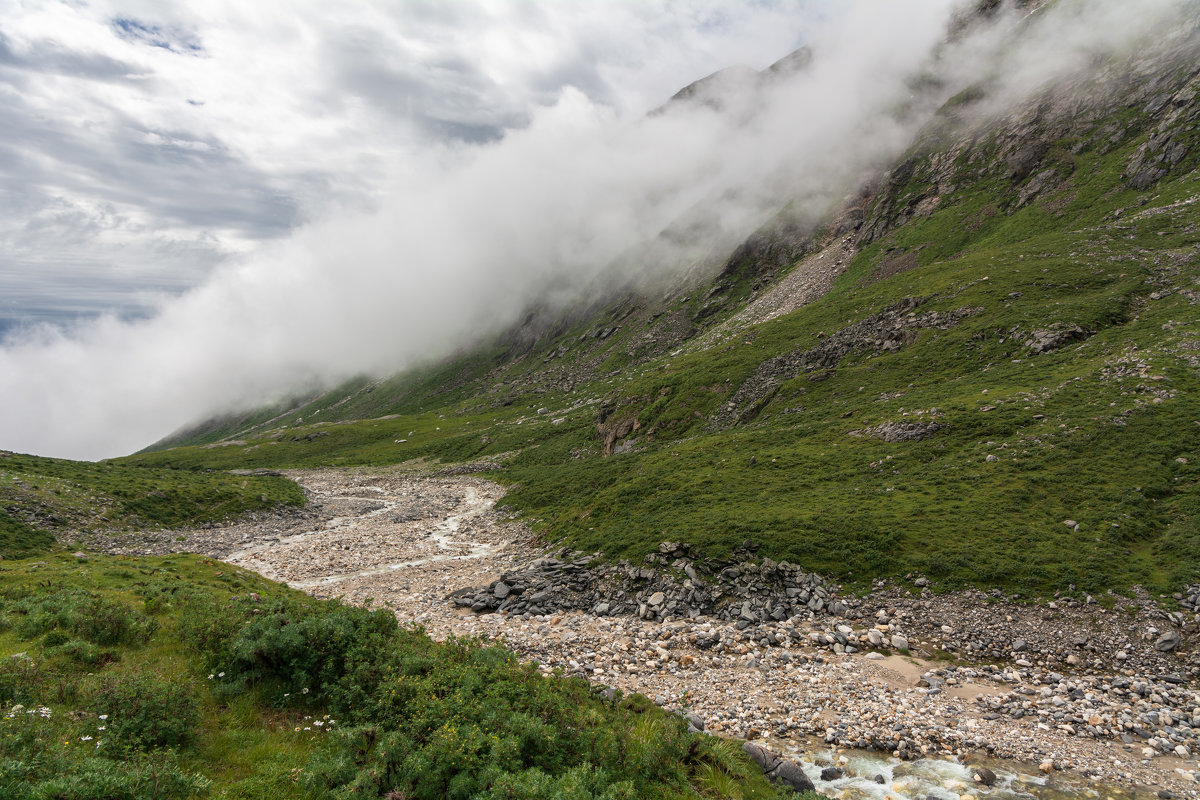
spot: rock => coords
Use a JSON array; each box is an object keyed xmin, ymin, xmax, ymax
[
  {"xmin": 1012, "ymin": 639, "xmax": 1027, "ymax": 652},
  {"xmin": 1027, "ymin": 324, "xmax": 1087, "ymax": 354},
  {"xmin": 492, "ymin": 581, "xmax": 511, "ymax": 599},
  {"xmin": 742, "ymin": 742, "xmax": 781, "ymax": 774},
  {"xmin": 648, "ymin": 591, "xmax": 665, "ymax": 606},
  {"xmin": 820, "ymin": 767, "xmax": 844, "ymax": 781},
  {"xmin": 891, "ymin": 634, "xmax": 909, "ymax": 650},
  {"xmin": 1155, "ymin": 630, "xmax": 1181, "ymax": 652},
  {"xmin": 770, "ymin": 759, "xmax": 816, "ymax": 793},
  {"xmin": 973, "ymin": 766, "xmax": 997, "ymax": 786},
  {"xmin": 867, "ymin": 629, "xmax": 883, "ymax": 646}
]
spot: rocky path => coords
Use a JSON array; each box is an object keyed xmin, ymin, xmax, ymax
[{"xmin": 74, "ymin": 468, "xmax": 1200, "ymax": 799}]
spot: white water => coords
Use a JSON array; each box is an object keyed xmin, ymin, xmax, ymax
[{"xmin": 796, "ymin": 747, "xmax": 1143, "ymax": 800}]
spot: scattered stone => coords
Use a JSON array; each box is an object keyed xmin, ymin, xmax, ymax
[
  {"xmin": 973, "ymin": 766, "xmax": 997, "ymax": 786},
  {"xmin": 1156, "ymin": 630, "xmax": 1181, "ymax": 652}
]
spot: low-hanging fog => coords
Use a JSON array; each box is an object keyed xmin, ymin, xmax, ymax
[{"xmin": 0, "ymin": 0, "xmax": 1191, "ymax": 461}]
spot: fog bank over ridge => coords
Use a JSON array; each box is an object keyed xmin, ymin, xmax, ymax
[{"xmin": 0, "ymin": 0, "xmax": 1190, "ymax": 461}]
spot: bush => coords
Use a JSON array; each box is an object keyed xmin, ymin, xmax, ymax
[
  {"xmin": 71, "ymin": 596, "xmax": 157, "ymax": 646},
  {"xmin": 47, "ymin": 639, "xmax": 110, "ymax": 667},
  {"xmin": 90, "ymin": 671, "xmax": 200, "ymax": 750},
  {"xmin": 0, "ymin": 748, "xmax": 209, "ymax": 800},
  {"xmin": 181, "ymin": 593, "xmax": 399, "ymax": 702},
  {"xmin": 0, "ymin": 658, "xmax": 46, "ymax": 707},
  {"xmin": 41, "ymin": 630, "xmax": 70, "ymax": 648},
  {"xmin": 8, "ymin": 591, "xmax": 156, "ymax": 648}
]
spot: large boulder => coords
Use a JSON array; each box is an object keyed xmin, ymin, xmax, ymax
[{"xmin": 741, "ymin": 742, "xmax": 815, "ymax": 792}]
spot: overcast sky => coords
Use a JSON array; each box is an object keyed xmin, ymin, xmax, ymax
[
  {"xmin": 0, "ymin": 0, "xmax": 1191, "ymax": 461},
  {"xmin": 0, "ymin": 0, "xmax": 818, "ymax": 334}
]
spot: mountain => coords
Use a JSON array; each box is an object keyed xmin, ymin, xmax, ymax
[{"xmin": 125, "ymin": 3, "xmax": 1200, "ymax": 598}]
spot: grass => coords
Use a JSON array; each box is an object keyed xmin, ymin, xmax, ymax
[
  {"xmin": 0, "ymin": 451, "xmax": 305, "ymax": 553},
  {"xmin": 0, "ymin": 552, "xmax": 798, "ymax": 800}
]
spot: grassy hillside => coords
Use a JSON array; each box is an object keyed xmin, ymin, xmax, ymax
[
  {"xmin": 0, "ymin": 552, "xmax": 801, "ymax": 800},
  {"xmin": 123, "ymin": 38, "xmax": 1200, "ymax": 599},
  {"xmin": 123, "ymin": 85, "xmax": 1200, "ymax": 598},
  {"xmin": 0, "ymin": 451, "xmax": 306, "ymax": 558}
]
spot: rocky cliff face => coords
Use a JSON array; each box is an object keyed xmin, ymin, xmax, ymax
[{"xmin": 858, "ymin": 20, "xmax": 1200, "ymax": 250}]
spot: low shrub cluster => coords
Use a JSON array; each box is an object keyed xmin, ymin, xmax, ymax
[
  {"xmin": 0, "ymin": 555, "xmax": 805, "ymax": 800},
  {"xmin": 181, "ymin": 592, "xmax": 800, "ymax": 800},
  {"xmin": 0, "ymin": 586, "xmax": 208, "ymax": 800}
]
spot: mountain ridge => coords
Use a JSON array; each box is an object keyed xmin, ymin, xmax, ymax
[{"xmin": 69, "ymin": 4, "xmax": 1200, "ymax": 596}]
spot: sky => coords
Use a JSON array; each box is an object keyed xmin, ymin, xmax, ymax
[
  {"xmin": 0, "ymin": 0, "xmax": 817, "ymax": 334},
  {"xmin": 0, "ymin": 0, "xmax": 1192, "ymax": 461}
]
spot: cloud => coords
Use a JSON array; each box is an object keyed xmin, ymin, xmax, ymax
[
  {"xmin": 0, "ymin": 0, "xmax": 817, "ymax": 339},
  {"xmin": 0, "ymin": 0, "xmax": 1194, "ymax": 460}
]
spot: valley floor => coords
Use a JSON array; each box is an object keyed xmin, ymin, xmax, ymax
[{"xmin": 68, "ymin": 468, "xmax": 1200, "ymax": 798}]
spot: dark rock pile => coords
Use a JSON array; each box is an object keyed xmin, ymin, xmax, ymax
[
  {"xmin": 452, "ymin": 542, "xmax": 1199, "ymax": 678},
  {"xmin": 451, "ymin": 540, "xmax": 852, "ymax": 625}
]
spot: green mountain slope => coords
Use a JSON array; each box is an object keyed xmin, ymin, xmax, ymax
[{"xmin": 128, "ymin": 20, "xmax": 1200, "ymax": 598}]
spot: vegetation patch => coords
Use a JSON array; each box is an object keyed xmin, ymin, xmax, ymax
[{"xmin": 0, "ymin": 552, "xmax": 805, "ymax": 800}]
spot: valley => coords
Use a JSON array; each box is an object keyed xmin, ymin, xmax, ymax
[{"xmin": 69, "ymin": 467, "xmax": 1200, "ymax": 797}]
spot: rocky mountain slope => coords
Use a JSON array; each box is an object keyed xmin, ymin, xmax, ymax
[{"xmin": 131, "ymin": 4, "xmax": 1200, "ymax": 599}]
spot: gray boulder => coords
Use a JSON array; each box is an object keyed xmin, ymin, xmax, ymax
[{"xmin": 1155, "ymin": 630, "xmax": 1181, "ymax": 652}]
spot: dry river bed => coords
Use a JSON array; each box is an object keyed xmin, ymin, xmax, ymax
[{"xmin": 72, "ymin": 469, "xmax": 1200, "ymax": 800}]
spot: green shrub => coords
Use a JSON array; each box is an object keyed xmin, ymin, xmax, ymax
[
  {"xmin": 90, "ymin": 671, "xmax": 200, "ymax": 750},
  {"xmin": 47, "ymin": 639, "xmax": 109, "ymax": 667},
  {"xmin": 71, "ymin": 596, "xmax": 157, "ymax": 646},
  {"xmin": 0, "ymin": 659, "xmax": 46, "ymax": 707},
  {"xmin": 0, "ymin": 748, "xmax": 209, "ymax": 800},
  {"xmin": 181, "ymin": 593, "xmax": 400, "ymax": 702},
  {"xmin": 41, "ymin": 630, "xmax": 70, "ymax": 648},
  {"xmin": 8, "ymin": 592, "xmax": 155, "ymax": 648}
]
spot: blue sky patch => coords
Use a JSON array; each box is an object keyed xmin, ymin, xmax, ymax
[{"xmin": 111, "ymin": 16, "xmax": 202, "ymax": 54}]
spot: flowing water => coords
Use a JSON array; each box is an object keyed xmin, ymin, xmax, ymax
[{"xmin": 792, "ymin": 747, "xmax": 1153, "ymax": 800}]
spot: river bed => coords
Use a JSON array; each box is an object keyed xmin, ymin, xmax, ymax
[{"xmin": 74, "ymin": 468, "xmax": 1197, "ymax": 799}]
